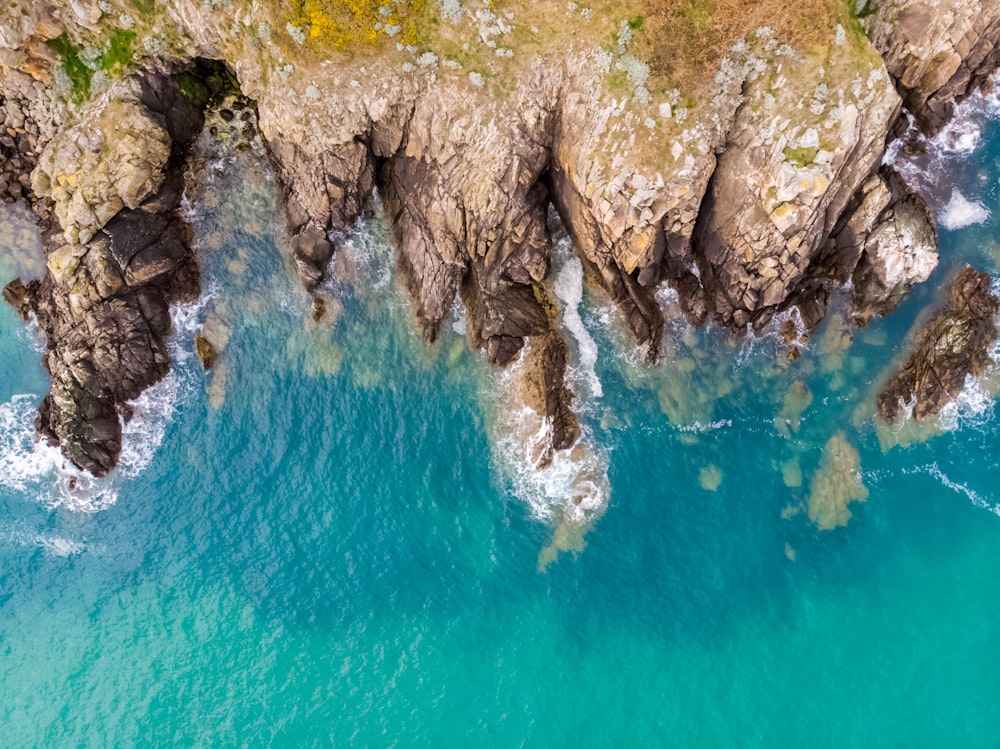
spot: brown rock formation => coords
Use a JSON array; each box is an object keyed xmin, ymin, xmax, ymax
[
  {"xmin": 1, "ymin": 0, "xmax": 1000, "ymax": 478},
  {"xmin": 877, "ymin": 266, "xmax": 999, "ymax": 424},
  {"xmin": 865, "ymin": 0, "xmax": 1000, "ymax": 134},
  {"xmin": 4, "ymin": 67, "xmax": 211, "ymax": 474}
]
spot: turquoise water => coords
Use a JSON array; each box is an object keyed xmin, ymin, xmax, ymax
[{"xmin": 2, "ymin": 94, "xmax": 1000, "ymax": 746}]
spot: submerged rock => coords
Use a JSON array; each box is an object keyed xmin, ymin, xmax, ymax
[
  {"xmin": 194, "ymin": 333, "xmax": 218, "ymax": 370},
  {"xmin": 877, "ymin": 266, "xmax": 999, "ymax": 424},
  {"xmin": 808, "ymin": 432, "xmax": 868, "ymax": 530}
]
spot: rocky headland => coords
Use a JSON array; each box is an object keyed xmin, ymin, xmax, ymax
[{"xmin": 2, "ymin": 0, "xmax": 1000, "ymax": 479}]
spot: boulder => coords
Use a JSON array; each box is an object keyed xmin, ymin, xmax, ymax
[{"xmin": 877, "ymin": 266, "xmax": 999, "ymax": 423}]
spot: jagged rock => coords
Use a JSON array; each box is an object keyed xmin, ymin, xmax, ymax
[
  {"xmin": 2, "ymin": 277, "xmax": 37, "ymax": 319},
  {"xmin": 692, "ymin": 39, "xmax": 901, "ymax": 331},
  {"xmin": 4, "ymin": 0, "xmax": 1000, "ymax": 478},
  {"xmin": 877, "ymin": 266, "xmax": 999, "ymax": 423},
  {"xmin": 271, "ymin": 138, "xmax": 374, "ymax": 291},
  {"xmin": 515, "ymin": 331, "xmax": 581, "ymax": 465},
  {"xmin": 31, "ymin": 88, "xmax": 172, "ymax": 244},
  {"xmin": 865, "ymin": 0, "xmax": 1000, "ymax": 133},
  {"xmin": 6, "ymin": 68, "xmax": 205, "ymax": 475},
  {"xmin": 851, "ymin": 191, "xmax": 937, "ymax": 325},
  {"xmin": 808, "ymin": 166, "xmax": 938, "ymax": 327}
]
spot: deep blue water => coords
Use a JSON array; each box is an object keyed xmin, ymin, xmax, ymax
[{"xmin": 1, "ymin": 92, "xmax": 1000, "ymax": 746}]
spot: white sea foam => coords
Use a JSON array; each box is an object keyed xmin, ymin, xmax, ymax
[
  {"xmin": 0, "ymin": 300, "xmax": 202, "ymax": 512},
  {"xmin": 938, "ymin": 374, "xmax": 996, "ymax": 432},
  {"xmin": 905, "ymin": 463, "xmax": 1000, "ymax": 516},
  {"xmin": 335, "ymin": 191, "xmax": 395, "ymax": 294},
  {"xmin": 677, "ymin": 419, "xmax": 733, "ymax": 433},
  {"xmin": 730, "ymin": 305, "xmax": 804, "ymax": 367},
  {"xmin": 939, "ymin": 190, "xmax": 991, "ymax": 230},
  {"xmin": 489, "ymin": 348, "xmax": 610, "ymax": 528},
  {"xmin": 889, "ymin": 71, "xmax": 1000, "ymax": 210},
  {"xmin": 937, "ymin": 117, "xmax": 983, "ymax": 155},
  {"xmin": 493, "ymin": 403, "xmax": 611, "ymax": 525},
  {"xmin": 0, "ymin": 520, "xmax": 89, "ymax": 556},
  {"xmin": 450, "ymin": 292, "xmax": 468, "ymax": 335},
  {"xmin": 552, "ymin": 248, "xmax": 603, "ymax": 398}
]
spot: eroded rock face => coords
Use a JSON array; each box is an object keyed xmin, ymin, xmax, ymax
[
  {"xmin": 811, "ymin": 166, "xmax": 938, "ymax": 327},
  {"xmin": 32, "ymin": 92, "xmax": 172, "ymax": 245},
  {"xmin": 693, "ymin": 43, "xmax": 900, "ymax": 332},
  {"xmin": 877, "ymin": 266, "xmax": 999, "ymax": 424},
  {"xmin": 3, "ymin": 0, "xmax": 1000, "ymax": 478},
  {"xmin": 4, "ymin": 69, "xmax": 205, "ymax": 475},
  {"xmin": 865, "ymin": 0, "xmax": 1000, "ymax": 133}
]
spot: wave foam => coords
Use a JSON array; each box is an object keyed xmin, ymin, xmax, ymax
[
  {"xmin": 552, "ymin": 249, "xmax": 603, "ymax": 399},
  {"xmin": 0, "ymin": 520, "xmax": 89, "ymax": 556},
  {"xmin": 677, "ymin": 419, "xmax": 733, "ymax": 433},
  {"xmin": 938, "ymin": 374, "xmax": 996, "ymax": 432},
  {"xmin": 888, "ymin": 72, "xmax": 1000, "ymax": 211},
  {"xmin": 905, "ymin": 462, "xmax": 1000, "ymax": 516},
  {"xmin": 939, "ymin": 190, "xmax": 991, "ymax": 230},
  {"xmin": 492, "ymin": 402, "xmax": 610, "ymax": 526},
  {"xmin": 0, "ymin": 300, "xmax": 203, "ymax": 512},
  {"xmin": 489, "ymin": 353, "xmax": 610, "ymax": 529}
]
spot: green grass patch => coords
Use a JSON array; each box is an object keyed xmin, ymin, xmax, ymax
[
  {"xmin": 783, "ymin": 145, "xmax": 818, "ymax": 167},
  {"xmin": 177, "ymin": 63, "xmax": 242, "ymax": 111},
  {"xmin": 103, "ymin": 29, "xmax": 137, "ymax": 70},
  {"xmin": 46, "ymin": 29, "xmax": 137, "ymax": 104},
  {"xmin": 129, "ymin": 0, "xmax": 158, "ymax": 15},
  {"xmin": 46, "ymin": 33, "xmax": 91, "ymax": 102},
  {"xmin": 177, "ymin": 70, "xmax": 211, "ymax": 109}
]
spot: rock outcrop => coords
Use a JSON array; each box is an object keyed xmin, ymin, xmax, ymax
[
  {"xmin": 3, "ymin": 68, "xmax": 206, "ymax": 474},
  {"xmin": 1, "ymin": 0, "xmax": 999, "ymax": 476},
  {"xmin": 877, "ymin": 266, "xmax": 999, "ymax": 424},
  {"xmin": 816, "ymin": 166, "xmax": 939, "ymax": 327},
  {"xmin": 864, "ymin": 0, "xmax": 1000, "ymax": 134}
]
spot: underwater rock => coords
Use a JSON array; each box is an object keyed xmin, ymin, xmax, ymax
[
  {"xmin": 194, "ymin": 333, "xmax": 218, "ymax": 370},
  {"xmin": 877, "ymin": 266, "xmax": 999, "ymax": 424},
  {"xmin": 699, "ymin": 464, "xmax": 723, "ymax": 492},
  {"xmin": 808, "ymin": 431, "xmax": 868, "ymax": 530}
]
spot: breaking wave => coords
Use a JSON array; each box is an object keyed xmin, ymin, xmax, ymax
[
  {"xmin": 487, "ymin": 344, "xmax": 611, "ymax": 533},
  {"xmin": 937, "ymin": 374, "xmax": 996, "ymax": 432},
  {"xmin": 889, "ymin": 71, "xmax": 1000, "ymax": 212},
  {"xmin": 905, "ymin": 463, "xmax": 1000, "ymax": 516},
  {"xmin": 552, "ymin": 240, "xmax": 603, "ymax": 399},
  {"xmin": 939, "ymin": 190, "xmax": 991, "ymax": 231},
  {"xmin": 0, "ymin": 299, "xmax": 204, "ymax": 512},
  {"xmin": 0, "ymin": 520, "xmax": 89, "ymax": 556}
]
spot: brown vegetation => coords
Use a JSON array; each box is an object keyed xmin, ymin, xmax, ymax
[{"xmin": 634, "ymin": 0, "xmax": 844, "ymax": 90}]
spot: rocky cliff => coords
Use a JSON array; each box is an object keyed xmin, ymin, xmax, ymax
[{"xmin": 1, "ymin": 0, "xmax": 998, "ymax": 475}]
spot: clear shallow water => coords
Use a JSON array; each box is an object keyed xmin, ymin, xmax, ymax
[{"xmin": 2, "ymin": 98, "xmax": 1000, "ymax": 746}]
